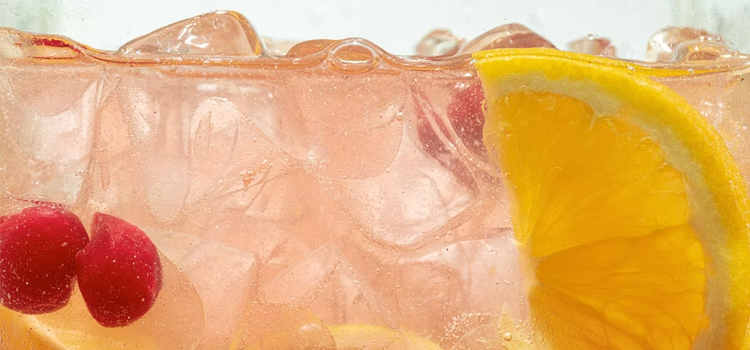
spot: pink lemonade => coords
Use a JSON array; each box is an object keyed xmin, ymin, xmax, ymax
[{"xmin": 0, "ymin": 10, "xmax": 749, "ymax": 350}]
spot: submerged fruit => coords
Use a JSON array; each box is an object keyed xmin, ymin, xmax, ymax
[
  {"xmin": 474, "ymin": 48, "xmax": 750, "ymax": 348},
  {"xmin": 75, "ymin": 213, "xmax": 162, "ymax": 327},
  {"xmin": 419, "ymin": 82, "xmax": 486, "ymax": 157},
  {"xmin": 0, "ymin": 204, "xmax": 89, "ymax": 314}
]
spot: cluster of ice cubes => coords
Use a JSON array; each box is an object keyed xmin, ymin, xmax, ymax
[{"xmin": 0, "ymin": 10, "xmax": 748, "ymax": 349}]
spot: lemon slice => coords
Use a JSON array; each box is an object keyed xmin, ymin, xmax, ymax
[
  {"xmin": 328, "ymin": 324, "xmax": 442, "ymax": 350},
  {"xmin": 474, "ymin": 48, "xmax": 750, "ymax": 349}
]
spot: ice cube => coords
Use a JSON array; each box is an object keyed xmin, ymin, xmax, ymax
[
  {"xmin": 324, "ymin": 81, "xmax": 485, "ymax": 249},
  {"xmin": 260, "ymin": 242, "xmax": 389, "ymax": 326},
  {"xmin": 458, "ymin": 24, "xmax": 555, "ymax": 54},
  {"xmin": 416, "ymin": 30, "xmax": 464, "ymax": 57},
  {"xmin": 0, "ymin": 62, "xmax": 99, "ymax": 204},
  {"xmin": 147, "ymin": 229, "xmax": 258, "ymax": 349},
  {"xmin": 232, "ymin": 302, "xmax": 336, "ymax": 349},
  {"xmin": 100, "ymin": 70, "xmax": 299, "ymax": 225},
  {"xmin": 670, "ymin": 40, "xmax": 742, "ymax": 66},
  {"xmin": 331, "ymin": 133, "xmax": 475, "ymax": 248},
  {"xmin": 262, "ymin": 37, "xmax": 299, "ymax": 56},
  {"xmin": 117, "ymin": 11, "xmax": 265, "ymax": 57},
  {"xmin": 645, "ymin": 26, "xmax": 730, "ymax": 63},
  {"xmin": 0, "ymin": 30, "xmax": 24, "ymax": 59},
  {"xmin": 261, "ymin": 243, "xmax": 347, "ymax": 309},
  {"xmin": 394, "ymin": 234, "xmax": 525, "ymax": 336},
  {"xmin": 568, "ymin": 35, "xmax": 616, "ymax": 57},
  {"xmin": 654, "ymin": 72, "xmax": 750, "ymax": 194},
  {"xmin": 331, "ymin": 218, "xmax": 523, "ymax": 344},
  {"xmin": 283, "ymin": 70, "xmax": 405, "ymax": 180},
  {"xmin": 0, "ymin": 30, "xmax": 85, "ymax": 60}
]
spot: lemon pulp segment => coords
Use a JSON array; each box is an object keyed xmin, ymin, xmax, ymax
[{"xmin": 474, "ymin": 48, "xmax": 750, "ymax": 349}]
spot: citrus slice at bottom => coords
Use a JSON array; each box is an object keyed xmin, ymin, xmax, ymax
[{"xmin": 474, "ymin": 48, "xmax": 750, "ymax": 349}]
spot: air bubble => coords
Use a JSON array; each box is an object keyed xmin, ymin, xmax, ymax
[
  {"xmin": 328, "ymin": 39, "xmax": 380, "ymax": 73},
  {"xmin": 639, "ymin": 137, "xmax": 655, "ymax": 150}
]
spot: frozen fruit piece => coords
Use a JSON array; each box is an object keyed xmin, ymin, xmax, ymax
[
  {"xmin": 0, "ymin": 204, "xmax": 89, "ymax": 314},
  {"xmin": 75, "ymin": 213, "xmax": 162, "ymax": 327}
]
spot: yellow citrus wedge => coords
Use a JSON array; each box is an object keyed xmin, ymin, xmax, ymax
[
  {"xmin": 474, "ymin": 48, "xmax": 750, "ymax": 349},
  {"xmin": 328, "ymin": 324, "xmax": 443, "ymax": 350}
]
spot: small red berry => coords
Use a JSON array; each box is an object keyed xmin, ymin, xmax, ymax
[
  {"xmin": 416, "ymin": 82, "xmax": 486, "ymax": 187},
  {"xmin": 418, "ymin": 82, "xmax": 486, "ymax": 156},
  {"xmin": 445, "ymin": 82, "xmax": 486, "ymax": 155},
  {"xmin": 0, "ymin": 204, "xmax": 89, "ymax": 314},
  {"xmin": 75, "ymin": 213, "xmax": 162, "ymax": 327}
]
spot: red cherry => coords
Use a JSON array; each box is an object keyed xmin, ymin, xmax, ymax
[
  {"xmin": 0, "ymin": 204, "xmax": 89, "ymax": 314},
  {"xmin": 416, "ymin": 82, "xmax": 486, "ymax": 188},
  {"xmin": 418, "ymin": 82, "xmax": 486, "ymax": 157},
  {"xmin": 445, "ymin": 82, "xmax": 486, "ymax": 155},
  {"xmin": 76, "ymin": 213, "xmax": 162, "ymax": 327}
]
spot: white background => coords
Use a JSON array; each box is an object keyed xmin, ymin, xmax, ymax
[{"xmin": 1, "ymin": 0, "xmax": 748, "ymax": 59}]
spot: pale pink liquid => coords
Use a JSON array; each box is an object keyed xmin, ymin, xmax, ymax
[{"xmin": 0, "ymin": 11, "xmax": 748, "ymax": 350}]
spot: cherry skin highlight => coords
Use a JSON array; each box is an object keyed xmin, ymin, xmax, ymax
[
  {"xmin": 75, "ymin": 213, "xmax": 162, "ymax": 328},
  {"xmin": 0, "ymin": 204, "xmax": 89, "ymax": 314}
]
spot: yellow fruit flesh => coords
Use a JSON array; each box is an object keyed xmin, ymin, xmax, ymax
[
  {"xmin": 1, "ymin": 307, "xmax": 60, "ymax": 349},
  {"xmin": 475, "ymin": 48, "xmax": 750, "ymax": 349},
  {"xmin": 495, "ymin": 91, "xmax": 691, "ymax": 257},
  {"xmin": 492, "ymin": 90, "xmax": 706, "ymax": 348}
]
